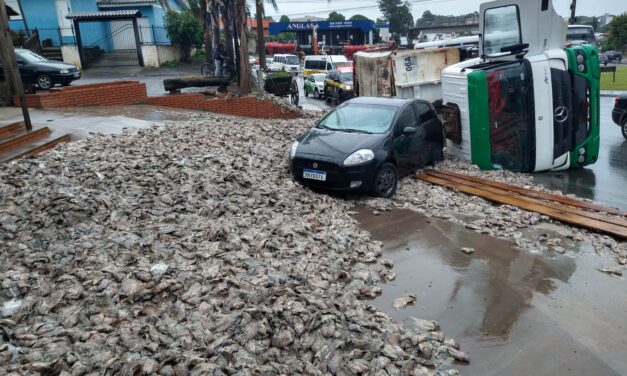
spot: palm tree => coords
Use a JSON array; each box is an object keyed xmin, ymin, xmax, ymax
[
  {"xmin": 235, "ymin": 0, "xmax": 251, "ymax": 94},
  {"xmin": 255, "ymin": 0, "xmax": 277, "ymax": 69}
]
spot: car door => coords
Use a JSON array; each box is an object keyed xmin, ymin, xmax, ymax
[
  {"xmin": 392, "ymin": 104, "xmax": 422, "ymax": 173},
  {"xmin": 413, "ymin": 101, "xmax": 443, "ymax": 163},
  {"xmin": 15, "ymin": 56, "xmax": 34, "ymax": 85}
]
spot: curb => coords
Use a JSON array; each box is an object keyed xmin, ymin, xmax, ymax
[{"xmin": 601, "ymin": 91, "xmax": 627, "ymax": 98}]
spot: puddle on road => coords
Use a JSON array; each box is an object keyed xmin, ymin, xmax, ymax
[{"xmin": 354, "ymin": 206, "xmax": 627, "ymax": 376}]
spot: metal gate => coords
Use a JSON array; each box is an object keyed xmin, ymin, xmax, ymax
[
  {"xmin": 67, "ymin": 10, "xmax": 144, "ymax": 69},
  {"xmin": 78, "ymin": 20, "xmax": 140, "ymax": 67}
]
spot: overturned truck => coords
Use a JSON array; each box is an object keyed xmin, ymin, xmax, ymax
[{"xmin": 354, "ymin": 0, "xmax": 600, "ymax": 173}]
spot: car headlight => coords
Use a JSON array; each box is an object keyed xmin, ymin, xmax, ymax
[
  {"xmin": 344, "ymin": 86, "xmax": 352, "ymax": 90},
  {"xmin": 290, "ymin": 141, "xmax": 299, "ymax": 159},
  {"xmin": 59, "ymin": 69, "xmax": 70, "ymax": 74},
  {"xmin": 344, "ymin": 149, "xmax": 374, "ymax": 166}
]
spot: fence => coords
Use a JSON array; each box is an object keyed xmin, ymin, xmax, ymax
[{"xmin": 10, "ymin": 25, "xmax": 172, "ymax": 48}]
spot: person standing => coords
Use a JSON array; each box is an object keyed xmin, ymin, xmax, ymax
[{"xmin": 214, "ymin": 39, "xmax": 226, "ymax": 76}]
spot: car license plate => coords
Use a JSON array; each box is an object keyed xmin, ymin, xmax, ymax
[
  {"xmin": 303, "ymin": 169, "xmax": 326, "ymax": 181},
  {"xmin": 73, "ymin": 72, "xmax": 80, "ymax": 77}
]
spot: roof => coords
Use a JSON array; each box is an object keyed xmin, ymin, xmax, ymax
[
  {"xmin": 247, "ymin": 18, "xmax": 271, "ymax": 29},
  {"xmin": 346, "ymin": 96, "xmax": 415, "ymax": 107},
  {"xmin": 97, "ymin": 0, "xmax": 156, "ymax": 5},
  {"xmin": 66, "ymin": 10, "xmax": 141, "ymax": 20}
]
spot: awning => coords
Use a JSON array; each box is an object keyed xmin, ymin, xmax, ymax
[
  {"xmin": 97, "ymin": 0, "xmax": 157, "ymax": 6},
  {"xmin": 5, "ymin": 5, "xmax": 19, "ymax": 17},
  {"xmin": 66, "ymin": 10, "xmax": 141, "ymax": 21}
]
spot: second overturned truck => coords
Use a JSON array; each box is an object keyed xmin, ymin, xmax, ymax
[{"xmin": 353, "ymin": 0, "xmax": 600, "ymax": 173}]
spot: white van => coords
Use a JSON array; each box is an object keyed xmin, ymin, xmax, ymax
[
  {"xmin": 303, "ymin": 55, "xmax": 350, "ymax": 76},
  {"xmin": 270, "ymin": 54, "xmax": 300, "ymax": 75}
]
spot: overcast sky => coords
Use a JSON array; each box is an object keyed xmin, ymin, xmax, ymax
[{"xmin": 260, "ymin": 0, "xmax": 626, "ymax": 21}]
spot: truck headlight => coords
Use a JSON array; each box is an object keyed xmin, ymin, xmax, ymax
[
  {"xmin": 344, "ymin": 149, "xmax": 374, "ymax": 166},
  {"xmin": 60, "ymin": 69, "xmax": 70, "ymax": 73},
  {"xmin": 576, "ymin": 54, "xmax": 585, "ymax": 64},
  {"xmin": 290, "ymin": 141, "xmax": 299, "ymax": 159},
  {"xmin": 577, "ymin": 63, "xmax": 585, "ymax": 72}
]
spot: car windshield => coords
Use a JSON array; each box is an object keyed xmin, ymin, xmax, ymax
[
  {"xmin": 338, "ymin": 72, "xmax": 353, "ymax": 82},
  {"xmin": 335, "ymin": 62, "xmax": 352, "ymax": 69},
  {"xmin": 313, "ymin": 74, "xmax": 326, "ymax": 82},
  {"xmin": 317, "ymin": 104, "xmax": 396, "ymax": 134},
  {"xmin": 285, "ymin": 56, "xmax": 299, "ymax": 65},
  {"xmin": 17, "ymin": 50, "xmax": 47, "ymax": 63}
]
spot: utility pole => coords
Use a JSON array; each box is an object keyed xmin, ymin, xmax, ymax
[
  {"xmin": 0, "ymin": 0, "xmax": 32, "ymax": 131},
  {"xmin": 569, "ymin": 0, "xmax": 577, "ymax": 25}
]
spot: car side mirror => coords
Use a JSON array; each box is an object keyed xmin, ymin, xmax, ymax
[{"xmin": 403, "ymin": 127, "xmax": 417, "ymax": 135}]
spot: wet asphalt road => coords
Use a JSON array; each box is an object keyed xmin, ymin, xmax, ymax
[
  {"xmin": 533, "ymin": 97, "xmax": 627, "ymax": 210},
  {"xmin": 356, "ymin": 207, "xmax": 627, "ymax": 376}
]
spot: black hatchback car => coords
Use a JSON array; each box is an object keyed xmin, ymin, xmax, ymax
[
  {"xmin": 289, "ymin": 97, "xmax": 444, "ymax": 197},
  {"xmin": 0, "ymin": 49, "xmax": 81, "ymax": 90},
  {"xmin": 612, "ymin": 95, "xmax": 627, "ymax": 140}
]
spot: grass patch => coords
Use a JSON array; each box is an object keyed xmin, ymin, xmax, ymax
[
  {"xmin": 600, "ymin": 66, "xmax": 627, "ymax": 91},
  {"xmin": 161, "ymin": 60, "xmax": 179, "ymax": 68}
]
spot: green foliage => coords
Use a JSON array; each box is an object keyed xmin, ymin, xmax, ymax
[
  {"xmin": 264, "ymin": 16, "xmax": 274, "ymax": 20},
  {"xmin": 10, "ymin": 30, "xmax": 26, "ymax": 47},
  {"xmin": 164, "ymin": 10, "xmax": 203, "ymax": 62},
  {"xmin": 161, "ymin": 60, "xmax": 179, "ymax": 67},
  {"xmin": 279, "ymin": 15, "xmax": 290, "ymax": 23},
  {"xmin": 267, "ymin": 70, "xmax": 290, "ymax": 79},
  {"xmin": 349, "ymin": 14, "xmax": 369, "ymax": 21},
  {"xmin": 328, "ymin": 11, "xmax": 346, "ymax": 22},
  {"xmin": 606, "ymin": 13, "xmax": 627, "ymax": 52},
  {"xmin": 415, "ymin": 11, "xmax": 479, "ymax": 28},
  {"xmin": 378, "ymin": 0, "xmax": 413, "ymax": 36}
]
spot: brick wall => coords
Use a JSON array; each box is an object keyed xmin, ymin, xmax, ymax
[
  {"xmin": 14, "ymin": 81, "xmax": 148, "ymax": 108},
  {"xmin": 13, "ymin": 81, "xmax": 301, "ymax": 119}
]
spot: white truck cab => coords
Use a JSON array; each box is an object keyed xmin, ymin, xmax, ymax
[{"xmin": 441, "ymin": 0, "xmax": 600, "ymax": 172}]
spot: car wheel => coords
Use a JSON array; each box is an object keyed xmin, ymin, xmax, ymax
[
  {"xmin": 314, "ymin": 89, "xmax": 320, "ymax": 99},
  {"xmin": 304, "ymin": 87, "xmax": 308, "ymax": 97},
  {"xmin": 36, "ymin": 74, "xmax": 53, "ymax": 90},
  {"xmin": 622, "ymin": 117, "xmax": 627, "ymax": 140},
  {"xmin": 431, "ymin": 145, "xmax": 444, "ymax": 165},
  {"xmin": 325, "ymin": 92, "xmax": 331, "ymax": 104},
  {"xmin": 372, "ymin": 163, "xmax": 398, "ymax": 198}
]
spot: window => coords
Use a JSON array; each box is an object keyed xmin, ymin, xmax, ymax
[
  {"xmin": 317, "ymin": 104, "xmax": 396, "ymax": 134},
  {"xmin": 396, "ymin": 106, "xmax": 419, "ymax": 132},
  {"xmin": 483, "ymin": 5, "xmax": 521, "ymax": 56},
  {"xmin": 285, "ymin": 56, "xmax": 299, "ymax": 65},
  {"xmin": 414, "ymin": 102, "xmax": 435, "ymax": 123}
]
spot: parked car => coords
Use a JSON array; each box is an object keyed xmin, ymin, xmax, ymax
[
  {"xmin": 599, "ymin": 53, "xmax": 609, "ymax": 66},
  {"xmin": 604, "ymin": 50, "xmax": 623, "ymax": 63},
  {"xmin": 324, "ymin": 68, "xmax": 354, "ymax": 104},
  {"xmin": 289, "ymin": 97, "xmax": 444, "ymax": 197},
  {"xmin": 0, "ymin": 49, "xmax": 80, "ymax": 90},
  {"xmin": 304, "ymin": 73, "xmax": 326, "ymax": 99},
  {"xmin": 612, "ymin": 95, "xmax": 627, "ymax": 140}
]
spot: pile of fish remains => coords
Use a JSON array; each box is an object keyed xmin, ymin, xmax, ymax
[{"xmin": 0, "ymin": 114, "xmax": 464, "ymax": 375}]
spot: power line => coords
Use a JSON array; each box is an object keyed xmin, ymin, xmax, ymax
[{"xmin": 267, "ymin": 0, "xmax": 456, "ymax": 18}]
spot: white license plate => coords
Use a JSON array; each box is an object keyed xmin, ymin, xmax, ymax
[
  {"xmin": 303, "ymin": 169, "xmax": 326, "ymax": 181},
  {"xmin": 73, "ymin": 72, "xmax": 80, "ymax": 77}
]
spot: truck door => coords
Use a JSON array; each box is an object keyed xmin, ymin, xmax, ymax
[{"xmin": 479, "ymin": 0, "xmax": 566, "ymax": 60}]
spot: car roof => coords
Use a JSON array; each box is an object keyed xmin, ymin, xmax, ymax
[{"xmin": 345, "ymin": 97, "xmax": 418, "ymax": 107}]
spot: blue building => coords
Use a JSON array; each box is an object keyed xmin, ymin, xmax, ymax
[{"xmin": 7, "ymin": 0, "xmax": 185, "ymax": 63}]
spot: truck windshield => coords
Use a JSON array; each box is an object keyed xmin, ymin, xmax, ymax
[
  {"xmin": 483, "ymin": 5, "xmax": 522, "ymax": 56},
  {"xmin": 285, "ymin": 56, "xmax": 299, "ymax": 65},
  {"xmin": 486, "ymin": 60, "xmax": 535, "ymax": 171}
]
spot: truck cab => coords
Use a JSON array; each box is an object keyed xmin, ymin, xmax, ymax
[{"xmin": 442, "ymin": 0, "xmax": 600, "ymax": 172}]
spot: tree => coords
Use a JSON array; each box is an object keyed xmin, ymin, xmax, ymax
[
  {"xmin": 279, "ymin": 15, "xmax": 290, "ymax": 23},
  {"xmin": 328, "ymin": 11, "xmax": 346, "ymax": 22},
  {"xmin": 606, "ymin": 13, "xmax": 627, "ymax": 51},
  {"xmin": 378, "ymin": 0, "xmax": 414, "ymax": 36},
  {"xmin": 349, "ymin": 14, "xmax": 369, "ymax": 21},
  {"xmin": 255, "ymin": 0, "xmax": 278, "ymax": 69},
  {"xmin": 164, "ymin": 10, "xmax": 202, "ymax": 62}
]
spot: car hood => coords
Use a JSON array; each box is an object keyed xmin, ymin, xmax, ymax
[
  {"xmin": 297, "ymin": 128, "xmax": 383, "ymax": 159},
  {"xmin": 342, "ymin": 80, "xmax": 354, "ymax": 87},
  {"xmin": 31, "ymin": 61, "xmax": 77, "ymax": 70}
]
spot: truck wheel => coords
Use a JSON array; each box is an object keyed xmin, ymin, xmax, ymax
[{"xmin": 622, "ymin": 117, "xmax": 627, "ymax": 140}]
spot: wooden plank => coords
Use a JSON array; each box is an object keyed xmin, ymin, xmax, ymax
[
  {"xmin": 416, "ymin": 173, "xmax": 627, "ymax": 239},
  {"xmin": 423, "ymin": 169, "xmax": 627, "ymax": 229},
  {"xmin": 424, "ymin": 169, "xmax": 627, "ymax": 217}
]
